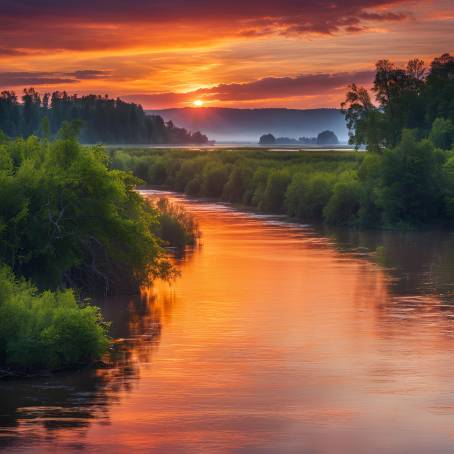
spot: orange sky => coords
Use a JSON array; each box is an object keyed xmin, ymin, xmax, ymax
[{"xmin": 0, "ymin": 0, "xmax": 452, "ymax": 109}]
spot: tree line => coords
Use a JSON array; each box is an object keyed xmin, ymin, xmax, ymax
[
  {"xmin": 259, "ymin": 130, "xmax": 339, "ymax": 145},
  {"xmin": 112, "ymin": 51, "xmax": 454, "ymax": 229},
  {"xmin": 342, "ymin": 53, "xmax": 454, "ymax": 152},
  {"xmin": 0, "ymin": 89, "xmax": 209, "ymax": 144}
]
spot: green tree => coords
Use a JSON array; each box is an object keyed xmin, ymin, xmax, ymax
[
  {"xmin": 261, "ymin": 170, "xmax": 291, "ymax": 213},
  {"xmin": 0, "ymin": 131, "xmax": 170, "ymax": 293},
  {"xmin": 380, "ymin": 130, "xmax": 444, "ymax": 226},
  {"xmin": 324, "ymin": 171, "xmax": 361, "ymax": 225},
  {"xmin": 429, "ymin": 118, "xmax": 454, "ymax": 150}
]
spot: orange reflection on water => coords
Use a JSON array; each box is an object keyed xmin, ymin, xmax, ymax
[
  {"xmin": 82, "ymin": 196, "xmax": 454, "ymax": 453},
  {"xmin": 3, "ymin": 194, "xmax": 454, "ymax": 453}
]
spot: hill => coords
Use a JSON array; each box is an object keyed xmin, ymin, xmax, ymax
[{"xmin": 146, "ymin": 107, "xmax": 348, "ymax": 143}]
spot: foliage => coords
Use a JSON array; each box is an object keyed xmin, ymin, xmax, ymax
[
  {"xmin": 259, "ymin": 134, "xmax": 276, "ymax": 145},
  {"xmin": 0, "ymin": 267, "xmax": 109, "ymax": 371},
  {"xmin": 261, "ymin": 170, "xmax": 291, "ymax": 212},
  {"xmin": 286, "ymin": 172, "xmax": 336, "ymax": 220},
  {"xmin": 342, "ymin": 53, "xmax": 454, "ymax": 152},
  {"xmin": 379, "ymin": 130, "xmax": 444, "ymax": 226},
  {"xmin": 429, "ymin": 118, "xmax": 454, "ymax": 150},
  {"xmin": 111, "ymin": 130, "xmax": 454, "ymax": 229},
  {"xmin": 152, "ymin": 198, "xmax": 199, "ymax": 249},
  {"xmin": 323, "ymin": 171, "xmax": 361, "ymax": 225},
  {"xmin": 317, "ymin": 130, "xmax": 339, "ymax": 145},
  {"xmin": 109, "ymin": 147, "xmax": 363, "ymax": 224},
  {"xmin": 0, "ymin": 129, "xmax": 172, "ymax": 293},
  {"xmin": 0, "ymin": 89, "xmax": 208, "ymax": 145}
]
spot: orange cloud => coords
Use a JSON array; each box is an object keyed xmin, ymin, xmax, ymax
[{"xmin": 0, "ymin": 0, "xmax": 452, "ymax": 109}]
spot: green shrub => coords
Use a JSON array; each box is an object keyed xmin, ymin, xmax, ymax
[
  {"xmin": 324, "ymin": 171, "xmax": 361, "ymax": 225},
  {"xmin": 223, "ymin": 163, "xmax": 253, "ymax": 203},
  {"xmin": 0, "ymin": 134, "xmax": 170, "ymax": 293},
  {"xmin": 251, "ymin": 167, "xmax": 270, "ymax": 208},
  {"xmin": 380, "ymin": 130, "xmax": 444, "ymax": 226},
  {"xmin": 442, "ymin": 155, "xmax": 454, "ymax": 219},
  {"xmin": 152, "ymin": 198, "xmax": 199, "ymax": 249},
  {"xmin": 185, "ymin": 176, "xmax": 202, "ymax": 196},
  {"xmin": 175, "ymin": 157, "xmax": 207, "ymax": 192},
  {"xmin": 429, "ymin": 118, "xmax": 454, "ymax": 150},
  {"xmin": 286, "ymin": 172, "xmax": 336, "ymax": 220},
  {"xmin": 201, "ymin": 161, "xmax": 231, "ymax": 197},
  {"xmin": 261, "ymin": 170, "xmax": 291, "ymax": 212},
  {"xmin": 357, "ymin": 153, "xmax": 383, "ymax": 226},
  {"xmin": 0, "ymin": 267, "xmax": 109, "ymax": 371},
  {"xmin": 147, "ymin": 157, "xmax": 168, "ymax": 185},
  {"xmin": 100, "ymin": 146, "xmax": 452, "ymax": 228}
]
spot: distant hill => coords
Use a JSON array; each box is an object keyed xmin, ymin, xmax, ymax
[{"xmin": 146, "ymin": 107, "xmax": 348, "ymax": 143}]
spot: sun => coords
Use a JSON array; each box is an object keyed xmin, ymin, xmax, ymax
[{"xmin": 193, "ymin": 100, "xmax": 204, "ymax": 107}]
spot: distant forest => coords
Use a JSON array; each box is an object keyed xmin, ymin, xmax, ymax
[
  {"xmin": 0, "ymin": 89, "xmax": 209, "ymax": 144},
  {"xmin": 259, "ymin": 130, "xmax": 339, "ymax": 145}
]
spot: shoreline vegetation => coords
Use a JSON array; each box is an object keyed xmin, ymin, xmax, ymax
[
  {"xmin": 112, "ymin": 53, "xmax": 454, "ymax": 230},
  {"xmin": 0, "ymin": 52, "xmax": 452, "ymax": 376},
  {"xmin": 0, "ymin": 126, "xmax": 198, "ymax": 376}
]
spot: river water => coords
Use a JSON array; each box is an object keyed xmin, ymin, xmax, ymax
[{"xmin": 2, "ymin": 191, "xmax": 454, "ymax": 453}]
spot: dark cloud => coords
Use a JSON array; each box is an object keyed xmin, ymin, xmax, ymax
[
  {"xmin": 0, "ymin": 70, "xmax": 111, "ymax": 87},
  {"xmin": 66, "ymin": 70, "xmax": 111, "ymax": 80},
  {"xmin": 0, "ymin": 48, "xmax": 28, "ymax": 56},
  {"xmin": 0, "ymin": 0, "xmax": 411, "ymax": 50},
  {"xmin": 123, "ymin": 70, "xmax": 375, "ymax": 107}
]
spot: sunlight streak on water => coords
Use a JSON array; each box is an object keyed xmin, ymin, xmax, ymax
[{"xmin": 2, "ymin": 192, "xmax": 454, "ymax": 452}]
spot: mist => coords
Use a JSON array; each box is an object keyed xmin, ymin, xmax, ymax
[{"xmin": 147, "ymin": 107, "xmax": 349, "ymax": 143}]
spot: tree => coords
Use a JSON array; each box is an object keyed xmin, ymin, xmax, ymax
[
  {"xmin": 317, "ymin": 130, "xmax": 339, "ymax": 145},
  {"xmin": 379, "ymin": 130, "xmax": 444, "ymax": 226},
  {"xmin": 0, "ymin": 89, "xmax": 209, "ymax": 145},
  {"xmin": 0, "ymin": 129, "xmax": 172, "ymax": 293},
  {"xmin": 259, "ymin": 133, "xmax": 276, "ymax": 145},
  {"xmin": 429, "ymin": 118, "xmax": 454, "ymax": 150},
  {"xmin": 22, "ymin": 88, "xmax": 42, "ymax": 137},
  {"xmin": 341, "ymin": 83, "xmax": 384, "ymax": 152}
]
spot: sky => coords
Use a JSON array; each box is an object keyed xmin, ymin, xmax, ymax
[{"xmin": 0, "ymin": 0, "xmax": 452, "ymax": 109}]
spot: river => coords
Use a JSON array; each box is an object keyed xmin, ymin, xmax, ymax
[{"xmin": 1, "ymin": 191, "xmax": 454, "ymax": 453}]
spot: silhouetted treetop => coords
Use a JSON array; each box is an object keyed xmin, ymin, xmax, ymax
[{"xmin": 0, "ymin": 89, "xmax": 209, "ymax": 145}]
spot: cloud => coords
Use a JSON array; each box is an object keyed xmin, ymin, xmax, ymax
[
  {"xmin": 0, "ymin": 0, "xmax": 412, "ymax": 51},
  {"xmin": 0, "ymin": 48, "xmax": 28, "ymax": 56},
  {"xmin": 0, "ymin": 70, "xmax": 112, "ymax": 87},
  {"xmin": 66, "ymin": 70, "xmax": 112, "ymax": 80},
  {"xmin": 122, "ymin": 70, "xmax": 375, "ymax": 108}
]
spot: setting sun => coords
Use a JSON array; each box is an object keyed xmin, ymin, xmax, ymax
[{"xmin": 193, "ymin": 100, "xmax": 204, "ymax": 107}]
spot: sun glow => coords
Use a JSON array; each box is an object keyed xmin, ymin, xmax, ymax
[{"xmin": 193, "ymin": 100, "xmax": 204, "ymax": 107}]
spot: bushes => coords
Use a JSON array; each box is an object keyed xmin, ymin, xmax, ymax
[
  {"xmin": 152, "ymin": 198, "xmax": 199, "ymax": 249},
  {"xmin": 109, "ymin": 138, "xmax": 454, "ymax": 228},
  {"xmin": 380, "ymin": 130, "xmax": 444, "ymax": 225},
  {"xmin": 201, "ymin": 161, "xmax": 231, "ymax": 197},
  {"xmin": 175, "ymin": 157, "xmax": 207, "ymax": 192},
  {"xmin": 323, "ymin": 171, "xmax": 361, "ymax": 225},
  {"xmin": 429, "ymin": 118, "xmax": 454, "ymax": 150},
  {"xmin": 261, "ymin": 170, "xmax": 291, "ymax": 212},
  {"xmin": 0, "ymin": 267, "xmax": 109, "ymax": 371},
  {"xmin": 223, "ymin": 163, "xmax": 253, "ymax": 203},
  {"xmin": 0, "ymin": 134, "xmax": 170, "ymax": 293},
  {"xmin": 442, "ymin": 156, "xmax": 454, "ymax": 219},
  {"xmin": 286, "ymin": 172, "xmax": 336, "ymax": 220}
]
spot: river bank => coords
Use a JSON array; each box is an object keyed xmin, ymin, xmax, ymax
[{"xmin": 3, "ymin": 192, "xmax": 454, "ymax": 452}]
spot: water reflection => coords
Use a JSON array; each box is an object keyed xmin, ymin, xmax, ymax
[
  {"xmin": 324, "ymin": 227, "xmax": 454, "ymax": 297},
  {"xmin": 0, "ymin": 287, "xmax": 173, "ymax": 451},
  {"xmin": 3, "ymin": 194, "xmax": 454, "ymax": 452}
]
